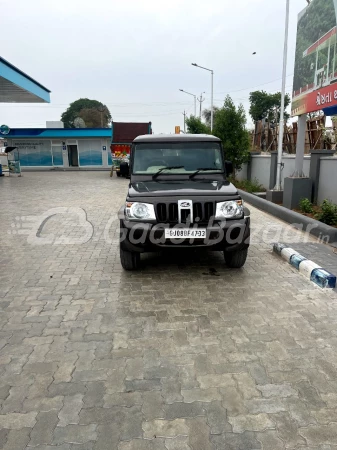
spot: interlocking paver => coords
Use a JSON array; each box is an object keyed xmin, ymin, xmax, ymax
[{"xmin": 1, "ymin": 172, "xmax": 337, "ymax": 448}]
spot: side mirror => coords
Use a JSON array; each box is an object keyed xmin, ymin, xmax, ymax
[{"xmin": 225, "ymin": 161, "xmax": 233, "ymax": 176}]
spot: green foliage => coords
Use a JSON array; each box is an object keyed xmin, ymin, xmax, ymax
[
  {"xmin": 293, "ymin": 0, "xmax": 336, "ymax": 91},
  {"xmin": 202, "ymin": 107, "xmax": 220, "ymax": 128},
  {"xmin": 299, "ymin": 198, "xmax": 314, "ymax": 214},
  {"xmin": 229, "ymin": 177, "xmax": 265, "ymax": 193},
  {"xmin": 61, "ymin": 98, "xmax": 112, "ymax": 128},
  {"xmin": 185, "ymin": 116, "xmax": 210, "ymax": 134},
  {"xmin": 249, "ymin": 90, "xmax": 291, "ymax": 123},
  {"xmin": 315, "ymin": 199, "xmax": 337, "ymax": 226},
  {"xmin": 213, "ymin": 95, "xmax": 250, "ymax": 172}
]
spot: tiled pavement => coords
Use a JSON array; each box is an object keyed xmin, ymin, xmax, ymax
[{"xmin": 0, "ymin": 172, "xmax": 337, "ymax": 450}]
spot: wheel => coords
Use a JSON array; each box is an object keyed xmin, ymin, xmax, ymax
[
  {"xmin": 224, "ymin": 248, "xmax": 248, "ymax": 268},
  {"xmin": 120, "ymin": 245, "xmax": 140, "ymax": 271},
  {"xmin": 116, "ymin": 172, "xmax": 122, "ymax": 177}
]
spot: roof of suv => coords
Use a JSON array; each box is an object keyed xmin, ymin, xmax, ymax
[{"xmin": 133, "ymin": 134, "xmax": 221, "ymax": 143}]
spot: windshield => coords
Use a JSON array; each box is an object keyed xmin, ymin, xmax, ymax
[{"xmin": 132, "ymin": 142, "xmax": 223, "ymax": 174}]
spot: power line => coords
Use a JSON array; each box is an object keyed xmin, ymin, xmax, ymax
[{"xmin": 207, "ymin": 73, "xmax": 294, "ymax": 96}]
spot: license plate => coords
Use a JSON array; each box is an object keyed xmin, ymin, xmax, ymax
[{"xmin": 164, "ymin": 229, "xmax": 207, "ymax": 239}]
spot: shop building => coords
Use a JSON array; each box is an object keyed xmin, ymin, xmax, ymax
[
  {"xmin": 5, "ymin": 127, "xmax": 112, "ymax": 169},
  {"xmin": 4, "ymin": 122, "xmax": 152, "ymax": 169}
]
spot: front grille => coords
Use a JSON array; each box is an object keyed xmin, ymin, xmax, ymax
[{"xmin": 156, "ymin": 201, "xmax": 215, "ymax": 223}]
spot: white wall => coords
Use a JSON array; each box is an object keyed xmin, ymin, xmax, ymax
[
  {"xmin": 317, "ymin": 157, "xmax": 337, "ymax": 204},
  {"xmin": 250, "ymin": 155, "xmax": 271, "ymax": 189}
]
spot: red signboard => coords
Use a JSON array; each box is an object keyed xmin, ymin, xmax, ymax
[
  {"xmin": 110, "ymin": 144, "xmax": 131, "ymax": 157},
  {"xmin": 292, "ymin": 83, "xmax": 337, "ymax": 116}
]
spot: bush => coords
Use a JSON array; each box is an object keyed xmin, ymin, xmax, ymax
[
  {"xmin": 299, "ymin": 198, "xmax": 314, "ymax": 214},
  {"xmin": 315, "ymin": 199, "xmax": 337, "ymax": 226},
  {"xmin": 229, "ymin": 177, "xmax": 265, "ymax": 193}
]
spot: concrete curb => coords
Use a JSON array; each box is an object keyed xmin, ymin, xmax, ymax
[
  {"xmin": 238, "ymin": 189, "xmax": 337, "ymax": 246},
  {"xmin": 273, "ymin": 243, "xmax": 336, "ymax": 289}
]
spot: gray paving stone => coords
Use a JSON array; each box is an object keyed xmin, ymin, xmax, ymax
[
  {"xmin": 143, "ymin": 419, "xmax": 189, "ymax": 438},
  {"xmin": 79, "ymin": 407, "xmax": 125, "ymax": 425},
  {"xmin": 211, "ymin": 431, "xmax": 262, "ymax": 450},
  {"xmin": 203, "ymin": 400, "xmax": 232, "ymax": 434},
  {"xmin": 0, "ymin": 412, "xmax": 37, "ymax": 429},
  {"xmin": 118, "ymin": 439, "xmax": 167, "ymax": 450},
  {"xmin": 29, "ymin": 411, "xmax": 59, "ymax": 446},
  {"xmin": 94, "ymin": 423, "xmax": 120, "ymax": 450},
  {"xmin": 125, "ymin": 379, "xmax": 161, "ymax": 392},
  {"xmin": 142, "ymin": 391, "xmax": 164, "ymax": 420},
  {"xmin": 2, "ymin": 427, "xmax": 31, "ymax": 450},
  {"xmin": 228, "ymin": 413, "xmax": 275, "ymax": 433},
  {"xmin": 296, "ymin": 381, "xmax": 326, "ymax": 409},
  {"xmin": 187, "ymin": 418, "xmax": 213, "ymax": 450},
  {"xmin": 256, "ymin": 383, "xmax": 298, "ymax": 398},
  {"xmin": 120, "ymin": 406, "xmax": 143, "ymax": 440},
  {"xmin": 53, "ymin": 424, "xmax": 97, "ymax": 445},
  {"xmin": 164, "ymin": 402, "xmax": 204, "ymax": 420},
  {"xmin": 48, "ymin": 382, "xmax": 87, "ymax": 397},
  {"xmin": 0, "ymin": 429, "xmax": 9, "ymax": 449},
  {"xmin": 58, "ymin": 394, "xmax": 83, "ymax": 426},
  {"xmin": 272, "ymin": 412, "xmax": 306, "ymax": 447},
  {"xmin": 182, "ymin": 388, "xmax": 222, "ymax": 403},
  {"xmin": 300, "ymin": 424, "xmax": 337, "ymax": 446}
]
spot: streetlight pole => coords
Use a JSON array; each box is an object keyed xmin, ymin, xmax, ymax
[
  {"xmin": 197, "ymin": 92, "xmax": 205, "ymax": 119},
  {"xmin": 192, "ymin": 63, "xmax": 214, "ymax": 131},
  {"xmin": 179, "ymin": 89, "xmax": 197, "ymax": 116},
  {"xmin": 274, "ymin": 0, "xmax": 290, "ymax": 191}
]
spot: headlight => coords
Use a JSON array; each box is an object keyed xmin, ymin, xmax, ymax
[
  {"xmin": 125, "ymin": 202, "xmax": 156, "ymax": 220},
  {"xmin": 215, "ymin": 200, "xmax": 244, "ymax": 219}
]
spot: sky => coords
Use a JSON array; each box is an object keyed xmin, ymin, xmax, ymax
[{"xmin": 1, "ymin": 0, "xmax": 307, "ymax": 133}]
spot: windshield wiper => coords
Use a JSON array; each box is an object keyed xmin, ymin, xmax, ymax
[
  {"xmin": 189, "ymin": 168, "xmax": 220, "ymax": 179},
  {"xmin": 152, "ymin": 166, "xmax": 184, "ymax": 180}
]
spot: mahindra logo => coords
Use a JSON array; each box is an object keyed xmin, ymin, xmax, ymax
[{"xmin": 180, "ymin": 202, "xmax": 191, "ymax": 208}]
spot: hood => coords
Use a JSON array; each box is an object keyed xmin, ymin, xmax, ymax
[{"xmin": 128, "ymin": 179, "xmax": 238, "ymax": 197}]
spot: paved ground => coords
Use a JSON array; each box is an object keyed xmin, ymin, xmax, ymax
[{"xmin": 0, "ymin": 171, "xmax": 337, "ymax": 450}]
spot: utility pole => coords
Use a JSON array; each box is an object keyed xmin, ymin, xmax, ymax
[
  {"xmin": 97, "ymin": 106, "xmax": 105, "ymax": 127},
  {"xmin": 183, "ymin": 110, "xmax": 186, "ymax": 133},
  {"xmin": 197, "ymin": 93, "xmax": 205, "ymax": 119},
  {"xmin": 274, "ymin": 0, "xmax": 289, "ymax": 191}
]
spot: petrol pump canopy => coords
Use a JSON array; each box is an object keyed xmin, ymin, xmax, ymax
[{"xmin": 0, "ymin": 57, "xmax": 50, "ymax": 103}]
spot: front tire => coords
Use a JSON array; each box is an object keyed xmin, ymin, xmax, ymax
[
  {"xmin": 120, "ymin": 245, "xmax": 140, "ymax": 271},
  {"xmin": 224, "ymin": 248, "xmax": 248, "ymax": 268}
]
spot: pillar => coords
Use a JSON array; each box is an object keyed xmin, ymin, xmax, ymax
[
  {"xmin": 293, "ymin": 114, "xmax": 306, "ymax": 177},
  {"xmin": 269, "ymin": 151, "xmax": 278, "ymax": 189},
  {"xmin": 309, "ymin": 149, "xmax": 336, "ymax": 203}
]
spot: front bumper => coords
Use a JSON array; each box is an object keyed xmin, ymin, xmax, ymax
[{"xmin": 120, "ymin": 216, "xmax": 250, "ymax": 253}]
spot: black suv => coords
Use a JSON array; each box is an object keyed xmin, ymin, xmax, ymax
[{"xmin": 118, "ymin": 134, "xmax": 250, "ymax": 270}]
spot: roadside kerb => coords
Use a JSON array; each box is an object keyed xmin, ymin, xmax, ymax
[
  {"xmin": 273, "ymin": 243, "xmax": 336, "ymax": 289},
  {"xmin": 239, "ymin": 189, "xmax": 337, "ymax": 247}
]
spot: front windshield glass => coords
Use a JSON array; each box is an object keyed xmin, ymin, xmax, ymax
[{"xmin": 132, "ymin": 142, "xmax": 223, "ymax": 174}]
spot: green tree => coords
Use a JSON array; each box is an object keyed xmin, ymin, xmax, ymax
[
  {"xmin": 202, "ymin": 107, "xmax": 220, "ymax": 127},
  {"xmin": 213, "ymin": 95, "xmax": 250, "ymax": 174},
  {"xmin": 249, "ymin": 90, "xmax": 291, "ymax": 123},
  {"xmin": 61, "ymin": 98, "xmax": 112, "ymax": 128},
  {"xmin": 185, "ymin": 115, "xmax": 210, "ymax": 134},
  {"xmin": 78, "ymin": 108, "xmax": 110, "ymax": 128}
]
